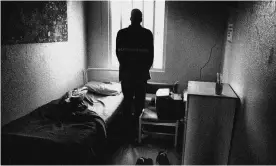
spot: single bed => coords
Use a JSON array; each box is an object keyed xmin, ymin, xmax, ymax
[{"xmin": 1, "ymin": 70, "xmax": 124, "ymax": 165}]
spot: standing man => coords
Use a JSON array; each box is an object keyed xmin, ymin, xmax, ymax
[{"xmin": 116, "ymin": 9, "xmax": 154, "ymax": 135}]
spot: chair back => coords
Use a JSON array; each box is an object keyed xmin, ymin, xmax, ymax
[{"xmin": 146, "ymin": 81, "xmax": 179, "ymax": 94}]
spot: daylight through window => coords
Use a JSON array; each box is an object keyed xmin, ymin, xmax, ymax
[{"xmin": 109, "ymin": 0, "xmax": 165, "ymax": 70}]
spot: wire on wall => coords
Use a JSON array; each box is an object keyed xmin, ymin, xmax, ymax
[{"xmin": 199, "ymin": 43, "xmax": 217, "ymax": 80}]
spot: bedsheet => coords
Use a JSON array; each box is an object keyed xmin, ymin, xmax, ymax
[{"xmin": 1, "ymin": 97, "xmax": 107, "ymax": 164}]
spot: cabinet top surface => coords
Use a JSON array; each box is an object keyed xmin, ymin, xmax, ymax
[{"xmin": 187, "ymin": 81, "xmax": 238, "ymax": 98}]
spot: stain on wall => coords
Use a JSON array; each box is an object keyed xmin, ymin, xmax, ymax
[
  {"xmin": 86, "ymin": 1, "xmax": 229, "ymax": 92},
  {"xmin": 1, "ymin": 1, "xmax": 86, "ymax": 126},
  {"xmin": 221, "ymin": 1, "xmax": 276, "ymax": 164},
  {"xmin": 1, "ymin": 1, "xmax": 68, "ymax": 44}
]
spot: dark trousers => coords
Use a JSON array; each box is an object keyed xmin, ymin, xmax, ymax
[{"xmin": 121, "ymin": 80, "xmax": 147, "ymax": 124}]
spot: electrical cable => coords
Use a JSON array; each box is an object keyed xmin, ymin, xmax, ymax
[{"xmin": 199, "ymin": 43, "xmax": 217, "ymax": 80}]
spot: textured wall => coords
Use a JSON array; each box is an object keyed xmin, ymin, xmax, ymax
[
  {"xmin": 221, "ymin": 1, "xmax": 276, "ymax": 164},
  {"xmin": 86, "ymin": 1, "xmax": 229, "ymax": 92},
  {"xmin": 1, "ymin": 1, "xmax": 86, "ymax": 126},
  {"xmin": 2, "ymin": 1, "xmax": 68, "ymax": 44}
]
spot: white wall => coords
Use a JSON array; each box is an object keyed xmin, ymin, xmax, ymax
[
  {"xmin": 1, "ymin": 1, "xmax": 87, "ymax": 126},
  {"xmin": 222, "ymin": 1, "xmax": 276, "ymax": 164}
]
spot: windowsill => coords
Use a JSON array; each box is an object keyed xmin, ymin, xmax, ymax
[
  {"xmin": 150, "ymin": 69, "xmax": 165, "ymax": 73},
  {"xmin": 86, "ymin": 67, "xmax": 165, "ymax": 73}
]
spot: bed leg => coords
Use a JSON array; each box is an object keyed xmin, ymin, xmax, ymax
[{"xmin": 174, "ymin": 120, "xmax": 179, "ymax": 147}]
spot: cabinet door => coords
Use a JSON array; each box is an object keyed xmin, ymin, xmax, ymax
[{"xmin": 183, "ymin": 95, "xmax": 236, "ymax": 165}]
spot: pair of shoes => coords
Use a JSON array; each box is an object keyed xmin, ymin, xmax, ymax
[
  {"xmin": 136, "ymin": 157, "xmax": 153, "ymax": 165},
  {"xmin": 156, "ymin": 151, "xmax": 170, "ymax": 165}
]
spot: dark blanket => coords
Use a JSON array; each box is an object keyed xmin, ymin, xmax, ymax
[{"xmin": 1, "ymin": 98, "xmax": 107, "ymax": 165}]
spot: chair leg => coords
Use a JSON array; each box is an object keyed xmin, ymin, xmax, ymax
[
  {"xmin": 174, "ymin": 120, "xmax": 179, "ymax": 147},
  {"xmin": 138, "ymin": 118, "xmax": 142, "ymax": 143}
]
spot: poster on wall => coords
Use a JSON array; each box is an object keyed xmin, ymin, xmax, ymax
[{"xmin": 1, "ymin": 1, "xmax": 68, "ymax": 45}]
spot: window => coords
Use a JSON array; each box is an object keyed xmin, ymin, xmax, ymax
[{"xmin": 109, "ymin": 0, "xmax": 165, "ymax": 70}]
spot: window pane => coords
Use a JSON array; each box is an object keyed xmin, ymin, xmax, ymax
[
  {"xmin": 143, "ymin": 0, "xmax": 154, "ymax": 32},
  {"xmin": 133, "ymin": 0, "xmax": 143, "ymax": 11},
  {"xmin": 121, "ymin": 1, "xmax": 132, "ymax": 29},
  {"xmin": 153, "ymin": 0, "xmax": 165, "ymax": 69}
]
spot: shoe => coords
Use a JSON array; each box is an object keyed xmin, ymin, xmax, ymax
[
  {"xmin": 156, "ymin": 151, "xmax": 170, "ymax": 165},
  {"xmin": 136, "ymin": 157, "xmax": 153, "ymax": 165}
]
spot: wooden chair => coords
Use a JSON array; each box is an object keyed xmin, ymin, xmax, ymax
[{"xmin": 138, "ymin": 81, "xmax": 180, "ymax": 147}]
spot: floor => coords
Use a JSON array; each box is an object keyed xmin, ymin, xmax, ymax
[
  {"xmin": 107, "ymin": 135, "xmax": 183, "ymax": 165},
  {"xmin": 104, "ymin": 111, "xmax": 185, "ymax": 165}
]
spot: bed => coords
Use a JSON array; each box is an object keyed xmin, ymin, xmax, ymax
[{"xmin": 1, "ymin": 69, "xmax": 124, "ymax": 165}]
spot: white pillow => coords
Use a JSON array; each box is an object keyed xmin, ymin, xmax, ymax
[{"xmin": 84, "ymin": 81, "xmax": 121, "ymax": 96}]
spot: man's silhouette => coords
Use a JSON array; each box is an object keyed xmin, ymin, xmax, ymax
[{"xmin": 116, "ymin": 9, "xmax": 154, "ymax": 134}]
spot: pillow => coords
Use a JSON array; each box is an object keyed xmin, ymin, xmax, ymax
[{"xmin": 84, "ymin": 81, "xmax": 121, "ymax": 96}]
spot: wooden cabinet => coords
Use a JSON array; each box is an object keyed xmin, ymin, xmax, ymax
[{"xmin": 182, "ymin": 81, "xmax": 238, "ymax": 165}]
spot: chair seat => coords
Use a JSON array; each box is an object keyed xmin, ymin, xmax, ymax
[
  {"xmin": 141, "ymin": 107, "xmax": 158, "ymax": 120},
  {"xmin": 140, "ymin": 107, "xmax": 178, "ymax": 123}
]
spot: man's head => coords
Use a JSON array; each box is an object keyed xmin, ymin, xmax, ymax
[{"xmin": 130, "ymin": 9, "xmax": 142, "ymax": 25}]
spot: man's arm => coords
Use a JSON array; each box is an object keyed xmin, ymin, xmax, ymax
[
  {"xmin": 116, "ymin": 30, "xmax": 123, "ymax": 64},
  {"xmin": 147, "ymin": 31, "xmax": 154, "ymax": 70}
]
